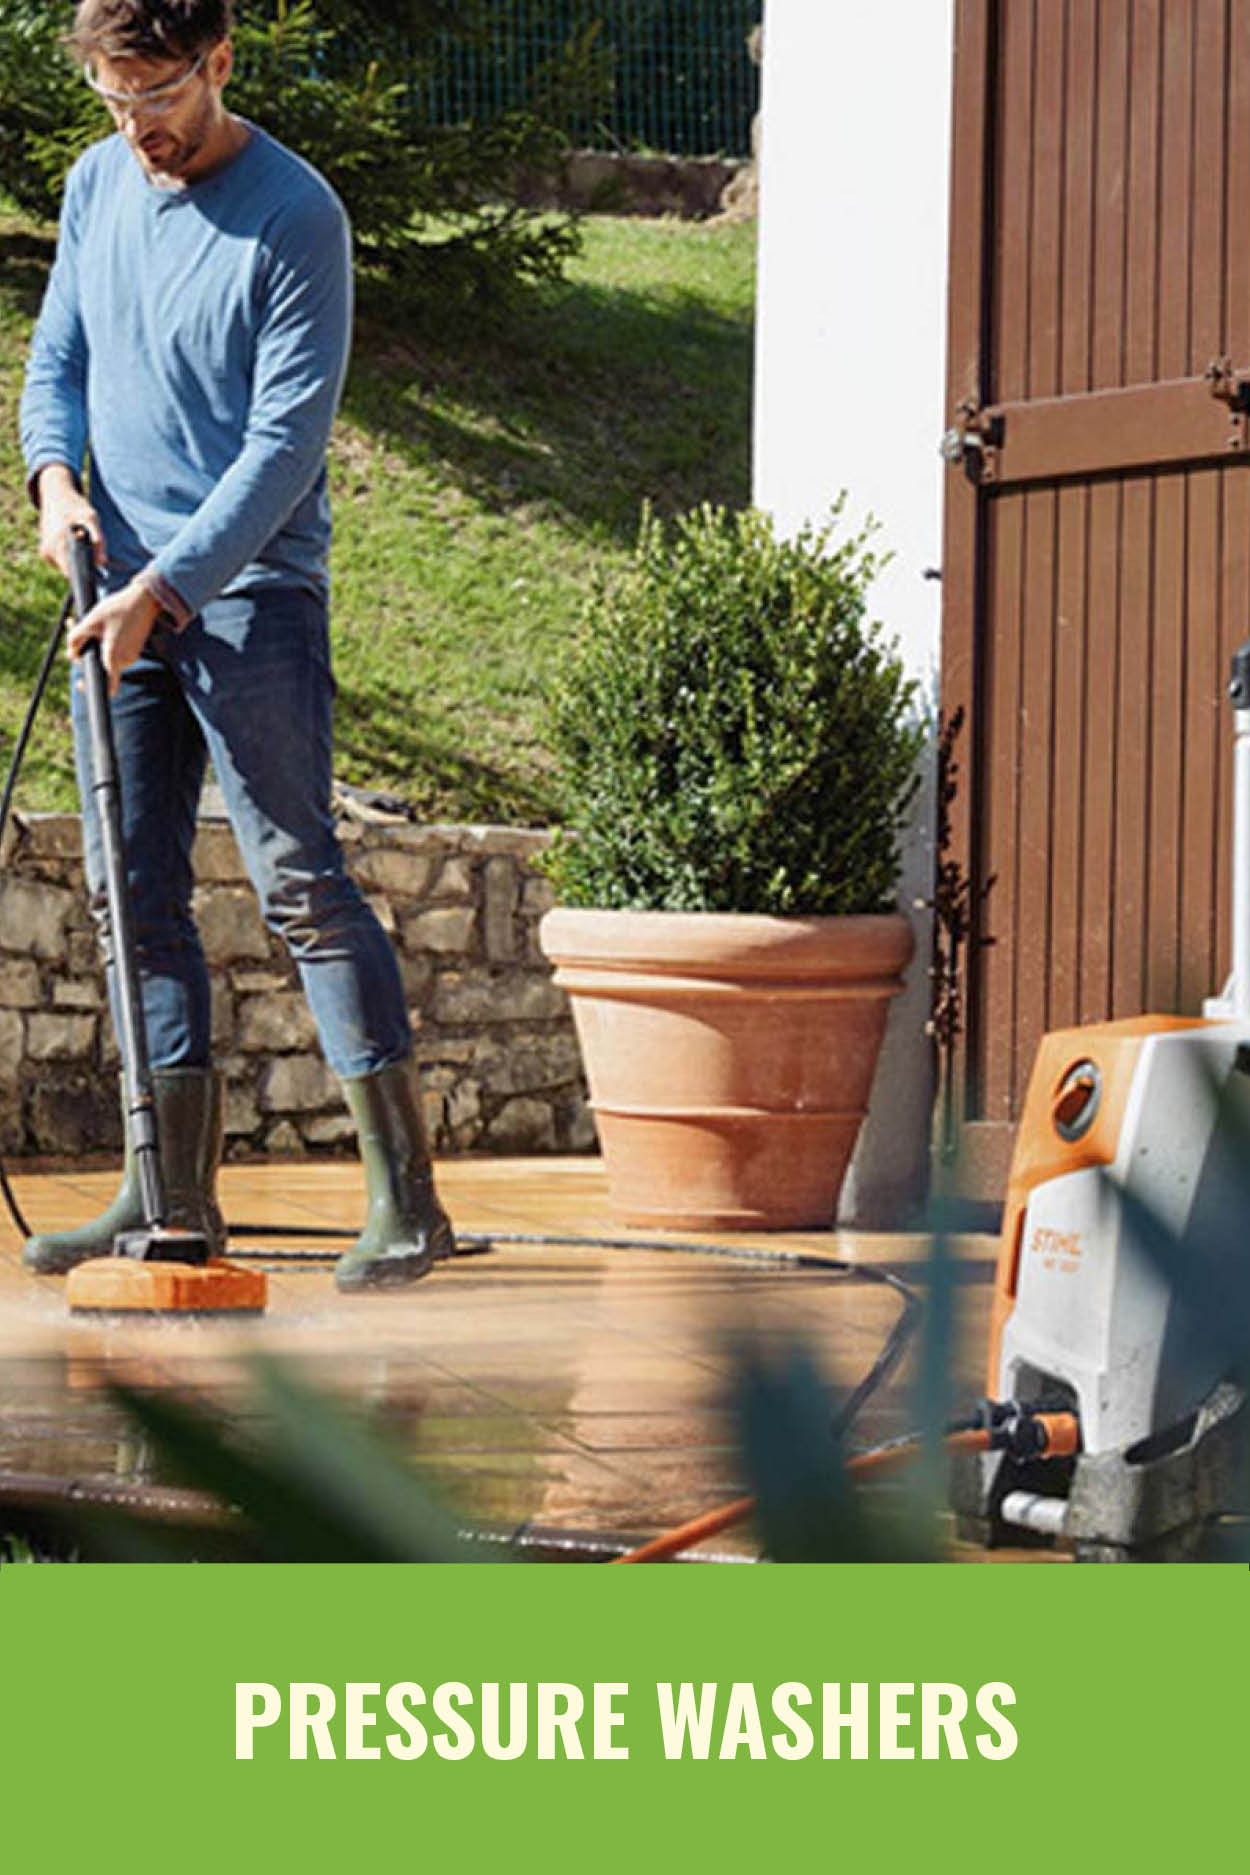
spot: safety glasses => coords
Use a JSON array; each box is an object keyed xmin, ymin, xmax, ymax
[{"xmin": 84, "ymin": 52, "xmax": 206, "ymax": 118}]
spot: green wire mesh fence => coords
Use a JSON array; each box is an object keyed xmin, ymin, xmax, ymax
[{"xmin": 420, "ymin": 1, "xmax": 761, "ymax": 157}]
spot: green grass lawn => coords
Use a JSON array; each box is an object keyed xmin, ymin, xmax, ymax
[{"xmin": 0, "ymin": 211, "xmax": 756, "ymax": 825}]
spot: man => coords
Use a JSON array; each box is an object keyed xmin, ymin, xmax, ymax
[{"xmin": 19, "ymin": 0, "xmax": 454, "ymax": 1290}]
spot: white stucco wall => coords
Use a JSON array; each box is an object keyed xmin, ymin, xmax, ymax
[{"xmin": 752, "ymin": 0, "xmax": 955, "ymax": 1224}]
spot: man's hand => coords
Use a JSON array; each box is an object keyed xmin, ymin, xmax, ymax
[
  {"xmin": 67, "ymin": 581, "xmax": 161, "ymax": 697},
  {"xmin": 36, "ymin": 464, "xmax": 107, "ymax": 580}
]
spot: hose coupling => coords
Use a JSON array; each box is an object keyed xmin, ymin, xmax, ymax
[{"xmin": 974, "ymin": 1399, "xmax": 1081, "ymax": 1460}]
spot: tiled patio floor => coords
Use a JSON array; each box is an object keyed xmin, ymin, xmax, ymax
[{"xmin": 0, "ymin": 1154, "xmax": 1040, "ymax": 1560}]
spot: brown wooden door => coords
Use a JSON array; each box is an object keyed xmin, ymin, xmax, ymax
[{"xmin": 941, "ymin": 0, "xmax": 1250, "ymax": 1198}]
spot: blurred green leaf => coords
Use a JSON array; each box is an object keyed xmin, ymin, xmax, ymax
[{"xmin": 100, "ymin": 1354, "xmax": 490, "ymax": 1562}]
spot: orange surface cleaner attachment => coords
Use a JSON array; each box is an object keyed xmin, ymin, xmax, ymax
[{"xmin": 65, "ymin": 1256, "xmax": 268, "ymax": 1317}]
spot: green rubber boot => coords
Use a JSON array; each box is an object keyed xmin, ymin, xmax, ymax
[
  {"xmin": 334, "ymin": 1059, "xmax": 455, "ymax": 1292},
  {"xmin": 22, "ymin": 1068, "xmax": 227, "ymax": 1275}
]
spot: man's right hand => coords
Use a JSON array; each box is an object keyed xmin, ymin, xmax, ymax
[{"xmin": 36, "ymin": 465, "xmax": 107, "ymax": 580}]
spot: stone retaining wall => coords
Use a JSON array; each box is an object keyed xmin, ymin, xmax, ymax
[
  {"xmin": 0, "ymin": 813, "xmax": 593, "ymax": 1161},
  {"xmin": 515, "ymin": 149, "xmax": 749, "ymax": 220}
]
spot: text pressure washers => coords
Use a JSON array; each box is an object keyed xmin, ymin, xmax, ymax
[
  {"xmin": 952, "ymin": 643, "xmax": 1250, "ymax": 1560},
  {"xmin": 60, "ymin": 527, "xmax": 266, "ymax": 1317}
]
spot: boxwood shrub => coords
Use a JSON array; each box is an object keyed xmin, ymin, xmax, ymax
[{"xmin": 544, "ymin": 502, "xmax": 924, "ymax": 916}]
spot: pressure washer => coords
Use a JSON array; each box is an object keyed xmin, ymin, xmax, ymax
[
  {"xmin": 949, "ymin": 644, "xmax": 1250, "ymax": 1561},
  {"xmin": 55, "ymin": 528, "xmax": 265, "ymax": 1318}
]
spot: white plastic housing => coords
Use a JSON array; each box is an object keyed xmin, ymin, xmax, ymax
[{"xmin": 996, "ymin": 1026, "xmax": 1250, "ymax": 1453}]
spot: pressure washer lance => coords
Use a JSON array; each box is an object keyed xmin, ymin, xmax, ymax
[{"xmin": 66, "ymin": 526, "xmax": 210, "ymax": 1266}]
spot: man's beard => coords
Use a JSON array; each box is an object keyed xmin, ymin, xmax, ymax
[{"xmin": 132, "ymin": 93, "xmax": 217, "ymax": 184}]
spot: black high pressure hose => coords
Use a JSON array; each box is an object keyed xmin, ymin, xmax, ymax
[
  {"xmin": 0, "ymin": 589, "xmax": 74, "ymax": 1240},
  {"xmin": 0, "ymin": 585, "xmax": 928, "ymax": 1471}
]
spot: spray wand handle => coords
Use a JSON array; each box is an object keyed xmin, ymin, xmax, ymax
[
  {"xmin": 66, "ymin": 526, "xmax": 98, "ymax": 629},
  {"xmin": 66, "ymin": 527, "xmax": 167, "ymax": 1230}
]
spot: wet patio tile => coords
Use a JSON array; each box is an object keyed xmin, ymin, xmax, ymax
[{"xmin": 0, "ymin": 1155, "xmax": 1006, "ymax": 1555}]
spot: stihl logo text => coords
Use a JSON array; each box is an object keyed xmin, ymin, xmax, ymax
[{"xmin": 1028, "ymin": 1226, "xmax": 1082, "ymax": 1274}]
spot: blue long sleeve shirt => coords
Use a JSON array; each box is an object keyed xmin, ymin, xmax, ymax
[{"xmin": 20, "ymin": 124, "xmax": 352, "ymax": 621}]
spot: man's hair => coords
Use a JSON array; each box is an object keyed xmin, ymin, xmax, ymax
[{"xmin": 67, "ymin": 0, "xmax": 234, "ymax": 66}]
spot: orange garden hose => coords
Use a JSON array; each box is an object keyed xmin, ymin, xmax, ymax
[
  {"xmin": 611, "ymin": 1417, "xmax": 1079, "ymax": 1563},
  {"xmin": 611, "ymin": 1427, "xmax": 991, "ymax": 1564}
]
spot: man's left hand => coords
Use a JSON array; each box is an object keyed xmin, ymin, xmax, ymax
[{"xmin": 67, "ymin": 581, "xmax": 161, "ymax": 697}]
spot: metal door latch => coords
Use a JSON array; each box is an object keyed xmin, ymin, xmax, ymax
[
  {"xmin": 939, "ymin": 400, "xmax": 1004, "ymax": 481},
  {"xmin": 1204, "ymin": 357, "xmax": 1250, "ymax": 450}
]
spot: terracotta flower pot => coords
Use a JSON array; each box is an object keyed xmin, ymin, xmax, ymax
[{"xmin": 539, "ymin": 907, "xmax": 914, "ymax": 1230}]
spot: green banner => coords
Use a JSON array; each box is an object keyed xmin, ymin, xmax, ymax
[{"xmin": 0, "ymin": 1564, "xmax": 1243, "ymax": 1866}]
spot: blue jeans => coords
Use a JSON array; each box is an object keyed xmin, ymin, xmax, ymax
[{"xmin": 71, "ymin": 585, "xmax": 411, "ymax": 1079}]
